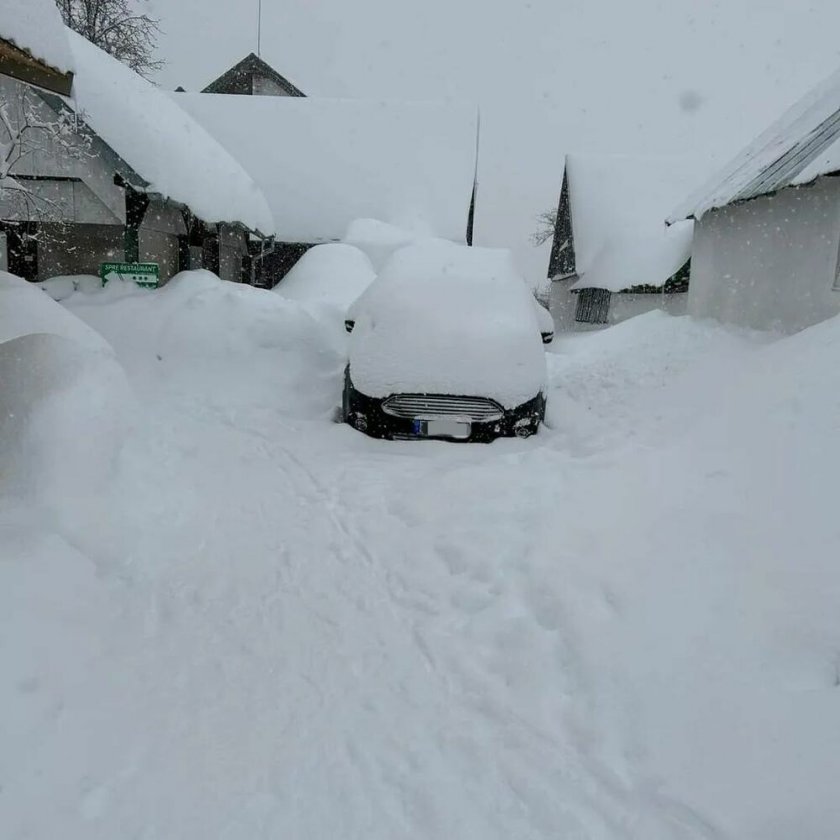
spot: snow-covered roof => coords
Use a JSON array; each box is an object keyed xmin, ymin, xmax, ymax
[
  {"xmin": 0, "ymin": 0, "xmax": 74, "ymax": 75},
  {"xmin": 564, "ymin": 155, "xmax": 697, "ymax": 292},
  {"xmin": 668, "ymin": 64, "xmax": 840, "ymax": 223},
  {"xmin": 172, "ymin": 93, "xmax": 478, "ymax": 244},
  {"xmin": 67, "ymin": 31, "xmax": 274, "ymax": 234}
]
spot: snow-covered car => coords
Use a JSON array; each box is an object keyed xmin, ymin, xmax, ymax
[
  {"xmin": 343, "ymin": 242, "xmax": 548, "ymax": 442},
  {"xmin": 344, "ymin": 248, "xmax": 555, "ymax": 345}
]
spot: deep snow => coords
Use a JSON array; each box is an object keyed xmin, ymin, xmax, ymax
[
  {"xmin": 2, "ymin": 271, "xmax": 839, "ymax": 839},
  {"xmin": 0, "ymin": 0, "xmax": 74, "ymax": 74}
]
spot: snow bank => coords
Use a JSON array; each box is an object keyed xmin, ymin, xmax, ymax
[
  {"xmin": 67, "ymin": 32, "xmax": 274, "ymax": 234},
  {"xmin": 173, "ymin": 94, "xmax": 477, "ymax": 243},
  {"xmin": 564, "ymin": 155, "xmax": 696, "ymax": 291},
  {"xmin": 0, "ymin": 271, "xmax": 110, "ymax": 352},
  {"xmin": 0, "ymin": 332, "xmax": 130, "ymax": 505},
  {"xmin": 350, "ymin": 242, "xmax": 546, "ymax": 406},
  {"xmin": 66, "ymin": 270, "xmax": 346, "ymax": 419},
  {"xmin": 343, "ymin": 218, "xmax": 428, "ymax": 272},
  {"xmin": 0, "ymin": 0, "xmax": 73, "ymax": 74},
  {"xmin": 273, "ymin": 243, "xmax": 376, "ymax": 309},
  {"xmin": 36, "ymin": 274, "xmax": 102, "ymax": 301}
]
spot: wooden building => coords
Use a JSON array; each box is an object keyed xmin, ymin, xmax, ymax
[
  {"xmin": 176, "ymin": 95, "xmax": 478, "ymax": 288},
  {"xmin": 1, "ymin": 32, "xmax": 274, "ymax": 284},
  {"xmin": 547, "ymin": 154, "xmax": 699, "ymax": 330},
  {"xmin": 203, "ymin": 53, "xmax": 304, "ymax": 98}
]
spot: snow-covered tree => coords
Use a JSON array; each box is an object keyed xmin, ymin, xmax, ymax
[
  {"xmin": 531, "ymin": 208, "xmax": 557, "ymax": 246},
  {"xmin": 0, "ymin": 85, "xmax": 91, "ymax": 221},
  {"xmin": 57, "ymin": 0, "xmax": 163, "ymax": 78}
]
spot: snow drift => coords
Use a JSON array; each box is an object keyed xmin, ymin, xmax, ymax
[
  {"xmin": 0, "ymin": 271, "xmax": 111, "ymax": 352},
  {"xmin": 273, "ymin": 243, "xmax": 376, "ymax": 309},
  {"xmin": 0, "ymin": 332, "xmax": 130, "ymax": 506}
]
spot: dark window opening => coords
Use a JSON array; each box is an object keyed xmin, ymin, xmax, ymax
[{"xmin": 574, "ymin": 288, "xmax": 611, "ymax": 324}]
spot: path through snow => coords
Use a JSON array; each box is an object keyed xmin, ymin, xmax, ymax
[{"xmin": 3, "ymin": 276, "xmax": 839, "ymax": 839}]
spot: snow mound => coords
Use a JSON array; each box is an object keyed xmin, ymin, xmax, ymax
[
  {"xmin": 343, "ymin": 218, "xmax": 427, "ymax": 271},
  {"xmin": 67, "ymin": 270, "xmax": 347, "ymax": 419},
  {"xmin": 273, "ymin": 243, "xmax": 376, "ymax": 308},
  {"xmin": 0, "ymin": 0, "xmax": 74, "ymax": 74},
  {"xmin": 0, "ymin": 271, "xmax": 111, "ymax": 352},
  {"xmin": 37, "ymin": 275, "xmax": 101, "ymax": 301},
  {"xmin": 0, "ymin": 332, "xmax": 130, "ymax": 505},
  {"xmin": 67, "ymin": 31, "xmax": 274, "ymax": 234},
  {"xmin": 350, "ymin": 241, "xmax": 546, "ymax": 406}
]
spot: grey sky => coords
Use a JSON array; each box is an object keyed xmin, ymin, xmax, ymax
[{"xmin": 149, "ymin": 0, "xmax": 840, "ymax": 279}]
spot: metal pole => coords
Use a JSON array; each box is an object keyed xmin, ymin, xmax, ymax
[{"xmin": 257, "ymin": 0, "xmax": 262, "ymax": 57}]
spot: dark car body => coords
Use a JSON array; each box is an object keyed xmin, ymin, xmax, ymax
[{"xmin": 343, "ymin": 368, "xmax": 545, "ymax": 442}]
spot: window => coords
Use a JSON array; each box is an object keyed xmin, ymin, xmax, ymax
[
  {"xmin": 574, "ymin": 288, "xmax": 611, "ymax": 324},
  {"xmin": 834, "ymin": 238, "xmax": 840, "ymax": 291}
]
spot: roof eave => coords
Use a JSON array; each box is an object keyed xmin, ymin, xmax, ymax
[{"xmin": 0, "ymin": 37, "xmax": 73, "ymax": 96}]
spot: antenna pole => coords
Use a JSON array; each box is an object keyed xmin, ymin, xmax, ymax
[{"xmin": 257, "ymin": 0, "xmax": 262, "ymax": 57}]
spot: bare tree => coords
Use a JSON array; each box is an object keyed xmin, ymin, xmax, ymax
[
  {"xmin": 1, "ymin": 85, "xmax": 92, "ymax": 222},
  {"xmin": 57, "ymin": 0, "xmax": 163, "ymax": 78},
  {"xmin": 531, "ymin": 208, "xmax": 557, "ymax": 247}
]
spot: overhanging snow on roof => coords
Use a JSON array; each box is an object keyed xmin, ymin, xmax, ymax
[
  {"xmin": 564, "ymin": 154, "xmax": 697, "ymax": 292},
  {"xmin": 173, "ymin": 93, "xmax": 478, "ymax": 244},
  {"xmin": 668, "ymin": 64, "xmax": 840, "ymax": 224},
  {"xmin": 0, "ymin": 0, "xmax": 74, "ymax": 94},
  {"xmin": 67, "ymin": 31, "xmax": 274, "ymax": 235},
  {"xmin": 0, "ymin": 0, "xmax": 74, "ymax": 75}
]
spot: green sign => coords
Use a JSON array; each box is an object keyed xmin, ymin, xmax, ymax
[{"xmin": 100, "ymin": 262, "xmax": 160, "ymax": 288}]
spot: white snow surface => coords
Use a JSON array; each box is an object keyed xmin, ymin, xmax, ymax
[
  {"xmin": 0, "ymin": 332, "xmax": 131, "ymax": 508},
  {"xmin": 36, "ymin": 274, "xmax": 103, "ymax": 301},
  {"xmin": 3, "ymin": 264, "xmax": 840, "ymax": 839},
  {"xmin": 273, "ymin": 243, "xmax": 376, "ymax": 309},
  {"xmin": 0, "ymin": 271, "xmax": 110, "ymax": 352},
  {"xmin": 0, "ymin": 0, "xmax": 73, "ymax": 74},
  {"xmin": 564, "ymin": 155, "xmax": 696, "ymax": 291},
  {"xmin": 66, "ymin": 32, "xmax": 274, "ymax": 234},
  {"xmin": 172, "ymin": 93, "xmax": 477, "ymax": 243},
  {"xmin": 342, "ymin": 218, "xmax": 430, "ymax": 271},
  {"xmin": 668, "ymin": 63, "xmax": 840, "ymax": 222},
  {"xmin": 349, "ymin": 241, "xmax": 547, "ymax": 406}
]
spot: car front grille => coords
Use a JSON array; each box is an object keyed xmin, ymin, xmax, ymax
[{"xmin": 382, "ymin": 394, "xmax": 504, "ymax": 422}]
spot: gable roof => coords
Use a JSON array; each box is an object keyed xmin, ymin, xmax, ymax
[
  {"xmin": 560, "ymin": 154, "xmax": 697, "ymax": 292},
  {"xmin": 0, "ymin": 0, "xmax": 74, "ymax": 94},
  {"xmin": 668, "ymin": 65, "xmax": 840, "ymax": 223},
  {"xmin": 173, "ymin": 93, "xmax": 478, "ymax": 244},
  {"xmin": 202, "ymin": 53, "xmax": 305, "ymax": 97},
  {"xmin": 67, "ymin": 31, "xmax": 274, "ymax": 235}
]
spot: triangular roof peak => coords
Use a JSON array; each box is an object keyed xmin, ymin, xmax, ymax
[{"xmin": 202, "ymin": 53, "xmax": 305, "ymax": 97}]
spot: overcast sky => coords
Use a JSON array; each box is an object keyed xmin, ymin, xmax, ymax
[{"xmin": 149, "ymin": 0, "xmax": 840, "ymax": 280}]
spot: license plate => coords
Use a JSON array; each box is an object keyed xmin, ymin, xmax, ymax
[{"xmin": 412, "ymin": 418, "xmax": 471, "ymax": 439}]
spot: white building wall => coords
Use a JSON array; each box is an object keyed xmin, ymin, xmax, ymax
[
  {"xmin": 550, "ymin": 278, "xmax": 688, "ymax": 332},
  {"xmin": 690, "ymin": 176, "xmax": 840, "ymax": 333}
]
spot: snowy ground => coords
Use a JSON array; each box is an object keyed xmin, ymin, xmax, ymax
[{"xmin": 3, "ymin": 272, "xmax": 840, "ymax": 839}]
